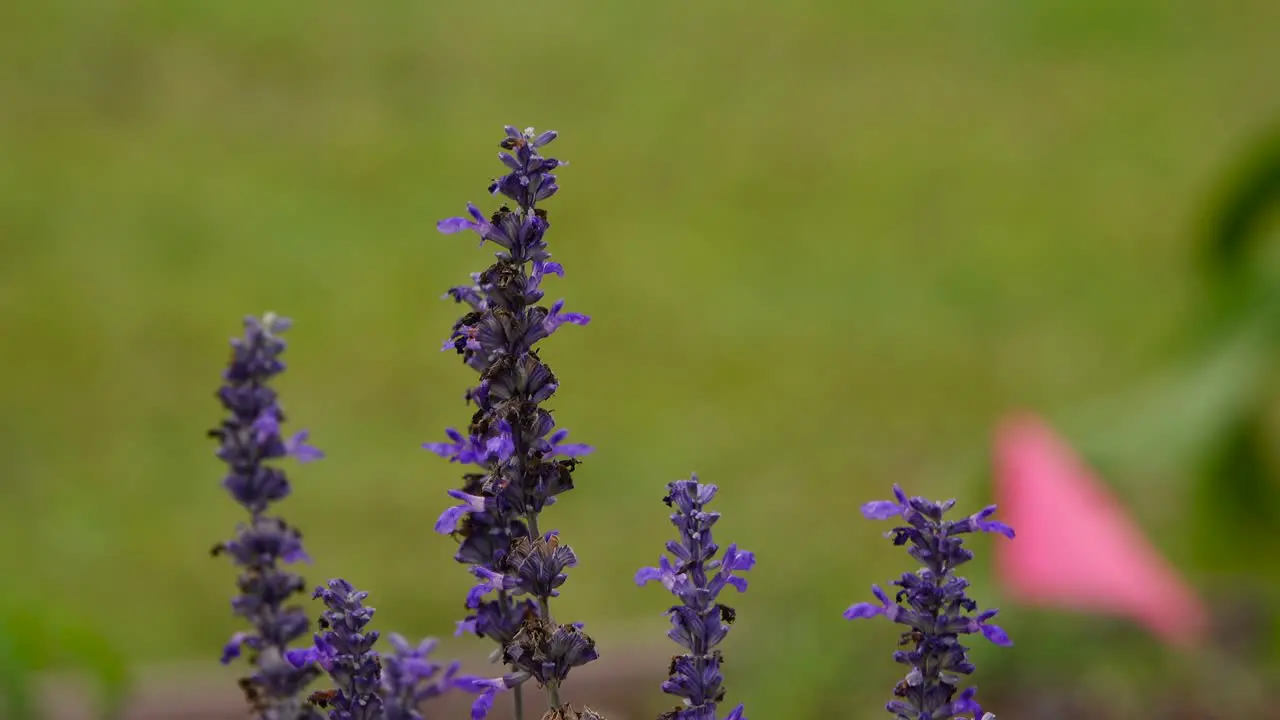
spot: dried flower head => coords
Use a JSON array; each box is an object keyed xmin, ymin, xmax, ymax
[{"xmin": 543, "ymin": 705, "xmax": 608, "ymax": 720}]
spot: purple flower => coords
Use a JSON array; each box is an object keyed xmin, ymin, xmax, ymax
[
  {"xmin": 377, "ymin": 633, "xmax": 483, "ymax": 720},
  {"xmin": 303, "ymin": 578, "xmax": 384, "ymax": 720},
  {"xmin": 431, "ymin": 126, "xmax": 597, "ymax": 712},
  {"xmin": 209, "ymin": 313, "xmax": 323, "ymax": 718},
  {"xmin": 639, "ymin": 476, "xmax": 754, "ymax": 720},
  {"xmin": 845, "ymin": 484, "xmax": 1014, "ymax": 719}
]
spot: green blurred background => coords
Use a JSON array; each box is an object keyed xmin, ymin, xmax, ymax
[{"xmin": 3, "ymin": 0, "xmax": 1280, "ymax": 717}]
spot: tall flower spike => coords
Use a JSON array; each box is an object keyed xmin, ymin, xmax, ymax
[
  {"xmin": 431, "ymin": 126, "xmax": 596, "ymax": 719},
  {"xmin": 844, "ymin": 484, "xmax": 1015, "ymax": 720},
  {"xmin": 210, "ymin": 313, "xmax": 324, "ymax": 719},
  {"xmin": 637, "ymin": 476, "xmax": 754, "ymax": 720}
]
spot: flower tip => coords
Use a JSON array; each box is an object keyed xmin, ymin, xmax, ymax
[
  {"xmin": 634, "ymin": 566, "xmax": 662, "ymax": 586},
  {"xmin": 470, "ymin": 689, "xmax": 496, "ymax": 720},
  {"xmin": 843, "ymin": 602, "xmax": 882, "ymax": 620},
  {"xmin": 988, "ymin": 520, "xmax": 1016, "ymax": 539},
  {"xmin": 284, "ymin": 647, "xmax": 319, "ymax": 668},
  {"xmin": 981, "ymin": 621, "xmax": 1013, "ymax": 647},
  {"xmin": 220, "ymin": 632, "xmax": 248, "ymax": 664},
  {"xmin": 434, "ymin": 503, "xmax": 468, "ymax": 535},
  {"xmin": 437, "ymin": 217, "xmax": 475, "ymax": 234},
  {"xmin": 861, "ymin": 499, "xmax": 904, "ymax": 520}
]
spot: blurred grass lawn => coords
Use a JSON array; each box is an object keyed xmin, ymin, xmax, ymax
[{"xmin": 2, "ymin": 0, "xmax": 1279, "ymax": 715}]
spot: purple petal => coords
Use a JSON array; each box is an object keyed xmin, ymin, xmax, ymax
[
  {"xmin": 485, "ymin": 425, "xmax": 515, "ymax": 460},
  {"xmin": 434, "ymin": 503, "xmax": 469, "ymax": 535},
  {"xmin": 387, "ymin": 632, "xmax": 411, "ymax": 654},
  {"xmin": 470, "ymin": 690, "xmax": 496, "ymax": 720},
  {"xmin": 861, "ymin": 499, "xmax": 904, "ymax": 520},
  {"xmin": 723, "ymin": 545, "xmax": 756, "ymax": 572},
  {"xmin": 975, "ymin": 508, "xmax": 1015, "ymax": 539},
  {"xmin": 220, "ymin": 632, "xmax": 250, "ymax": 664},
  {"xmin": 635, "ymin": 566, "xmax": 664, "ymax": 586},
  {"xmin": 498, "ymin": 152, "xmax": 521, "ymax": 171},
  {"xmin": 446, "ymin": 489, "xmax": 487, "ymax": 512},
  {"xmin": 251, "ymin": 412, "xmax": 280, "ymax": 441},
  {"xmin": 279, "ymin": 545, "xmax": 311, "ymax": 564},
  {"xmin": 722, "ymin": 705, "xmax": 746, "ymax": 720},
  {"xmin": 472, "ymin": 566, "xmax": 504, "ymax": 584},
  {"xmin": 948, "ymin": 687, "xmax": 981, "ymax": 716},
  {"xmin": 554, "ymin": 442, "xmax": 593, "ymax": 458},
  {"xmin": 287, "ymin": 430, "xmax": 324, "ymax": 463},
  {"xmin": 438, "ymin": 217, "xmax": 478, "ymax": 234},
  {"xmin": 285, "ymin": 646, "xmax": 322, "ymax": 668},
  {"xmin": 465, "ymin": 582, "xmax": 490, "ymax": 608},
  {"xmin": 981, "ymin": 622, "xmax": 1013, "ymax": 647},
  {"xmin": 843, "ymin": 602, "xmax": 883, "ymax": 620}
]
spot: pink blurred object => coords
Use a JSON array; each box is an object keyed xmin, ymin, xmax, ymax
[{"xmin": 993, "ymin": 414, "xmax": 1209, "ymax": 649}]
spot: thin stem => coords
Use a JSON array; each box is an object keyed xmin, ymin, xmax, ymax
[
  {"xmin": 527, "ymin": 508, "xmax": 565, "ymax": 710},
  {"xmin": 514, "ymin": 685, "xmax": 525, "ymax": 720}
]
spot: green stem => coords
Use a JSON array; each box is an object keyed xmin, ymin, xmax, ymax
[{"xmin": 547, "ymin": 682, "xmax": 562, "ymax": 709}]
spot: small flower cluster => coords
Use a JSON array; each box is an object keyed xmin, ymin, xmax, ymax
[
  {"xmin": 380, "ymin": 634, "xmax": 473, "ymax": 720},
  {"xmin": 637, "ymin": 476, "xmax": 754, "ymax": 720},
  {"xmin": 845, "ymin": 485, "xmax": 1015, "ymax": 720},
  {"xmin": 430, "ymin": 126, "xmax": 596, "ymax": 717}
]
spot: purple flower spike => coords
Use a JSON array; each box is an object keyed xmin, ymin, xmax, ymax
[
  {"xmin": 209, "ymin": 313, "xmax": 324, "ymax": 718},
  {"xmin": 640, "ymin": 475, "xmax": 752, "ymax": 720},
  {"xmin": 305, "ymin": 578, "xmax": 384, "ymax": 720},
  {"xmin": 847, "ymin": 486, "xmax": 1015, "ymax": 719},
  {"xmin": 430, "ymin": 126, "xmax": 596, "ymax": 712}
]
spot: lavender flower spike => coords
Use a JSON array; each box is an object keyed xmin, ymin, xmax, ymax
[
  {"xmin": 637, "ymin": 476, "xmax": 754, "ymax": 720},
  {"xmin": 431, "ymin": 126, "xmax": 596, "ymax": 718},
  {"xmin": 845, "ymin": 484, "xmax": 1015, "ymax": 720},
  {"xmin": 210, "ymin": 313, "xmax": 324, "ymax": 719},
  {"xmin": 287, "ymin": 579, "xmax": 384, "ymax": 720}
]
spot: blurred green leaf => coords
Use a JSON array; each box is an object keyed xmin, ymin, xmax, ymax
[
  {"xmin": 51, "ymin": 617, "xmax": 130, "ymax": 720},
  {"xmin": 0, "ymin": 596, "xmax": 130, "ymax": 720},
  {"xmin": 0, "ymin": 602, "xmax": 50, "ymax": 720},
  {"xmin": 1201, "ymin": 123, "xmax": 1280, "ymax": 287},
  {"xmin": 1062, "ymin": 292, "xmax": 1280, "ymax": 482},
  {"xmin": 0, "ymin": 615, "xmax": 36, "ymax": 720}
]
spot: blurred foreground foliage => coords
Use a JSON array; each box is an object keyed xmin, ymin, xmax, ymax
[{"xmin": 0, "ymin": 594, "xmax": 129, "ymax": 719}]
